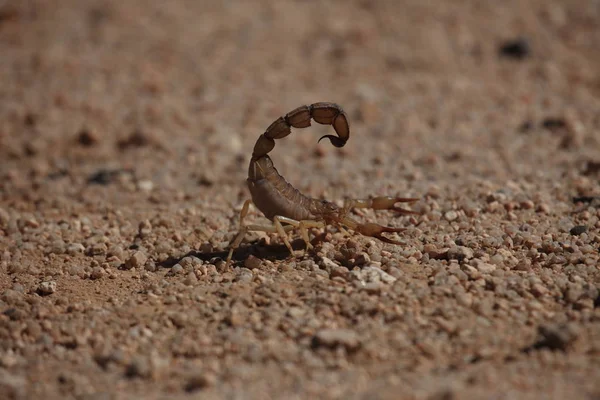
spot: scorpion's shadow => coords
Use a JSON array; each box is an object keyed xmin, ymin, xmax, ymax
[{"xmin": 158, "ymin": 239, "xmax": 311, "ymax": 268}]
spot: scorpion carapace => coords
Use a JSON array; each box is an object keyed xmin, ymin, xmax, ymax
[{"xmin": 226, "ymin": 102, "xmax": 419, "ymax": 265}]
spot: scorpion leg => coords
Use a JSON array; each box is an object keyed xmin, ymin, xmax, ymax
[
  {"xmin": 226, "ymin": 199, "xmax": 252, "ymax": 266},
  {"xmin": 273, "ymin": 216, "xmax": 295, "ymax": 256},
  {"xmin": 272, "ymin": 216, "xmax": 324, "ymax": 251},
  {"xmin": 344, "ymin": 196, "xmax": 420, "ymax": 215},
  {"xmin": 226, "ymin": 200, "xmax": 296, "ymax": 265}
]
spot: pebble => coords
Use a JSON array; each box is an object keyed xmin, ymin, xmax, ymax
[
  {"xmin": 565, "ymin": 284, "xmax": 583, "ymax": 304},
  {"xmin": 144, "ymin": 260, "xmax": 157, "ymax": 272},
  {"xmin": 125, "ymin": 251, "xmax": 148, "ymax": 269},
  {"xmin": 444, "ymin": 210, "xmax": 459, "ymax": 221},
  {"xmin": 38, "ymin": 281, "xmax": 56, "ymax": 295},
  {"xmin": 536, "ymin": 203, "xmax": 550, "ymax": 213},
  {"xmin": 235, "ymin": 268, "xmax": 253, "ymax": 283},
  {"xmin": 0, "ymin": 207, "xmax": 10, "ymax": 226},
  {"xmin": 313, "ymin": 328, "xmax": 361, "ymax": 351},
  {"xmin": 361, "ymin": 282, "xmax": 383, "ymax": 294},
  {"xmin": 138, "ymin": 220, "xmax": 152, "ymax": 237},
  {"xmin": 330, "ymin": 266, "xmax": 350, "ymax": 281},
  {"xmin": 447, "ymin": 246, "xmax": 474, "ymax": 262},
  {"xmin": 535, "ymin": 323, "xmax": 580, "ymax": 351},
  {"xmin": 185, "ymin": 372, "xmax": 216, "ymax": 392},
  {"xmin": 351, "ymin": 266, "xmax": 397, "ymax": 284},
  {"xmin": 137, "ymin": 180, "xmax": 154, "ymax": 192},
  {"xmin": 90, "ymin": 267, "xmax": 105, "ymax": 280},
  {"xmin": 184, "ymin": 272, "xmax": 198, "ymax": 285},
  {"xmin": 319, "ymin": 256, "xmax": 339, "ymax": 272},
  {"xmin": 67, "ymin": 265, "xmax": 85, "ymax": 277},
  {"xmin": 87, "ymin": 243, "xmax": 108, "ymax": 256},
  {"xmin": 353, "ymin": 252, "xmax": 371, "ymax": 267},
  {"xmin": 473, "ymin": 260, "xmax": 496, "ymax": 274},
  {"xmin": 170, "ymin": 264, "xmax": 184, "ymax": 275},
  {"xmin": 155, "ymin": 241, "xmax": 172, "ymax": 255},
  {"xmin": 125, "ymin": 356, "xmax": 151, "ymax": 378},
  {"xmin": 499, "ymin": 37, "xmax": 531, "ymax": 60},
  {"xmin": 569, "ymin": 225, "xmax": 587, "ymax": 236},
  {"xmin": 244, "ymin": 255, "xmax": 262, "ymax": 269},
  {"xmin": 66, "ymin": 243, "xmax": 85, "ymax": 255},
  {"xmin": 48, "ymin": 240, "xmax": 66, "ymax": 254}
]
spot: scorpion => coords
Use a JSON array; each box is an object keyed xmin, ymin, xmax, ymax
[{"xmin": 226, "ymin": 102, "xmax": 419, "ymax": 265}]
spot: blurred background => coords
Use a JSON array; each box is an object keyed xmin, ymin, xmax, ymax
[{"xmin": 2, "ymin": 0, "xmax": 598, "ymax": 212}]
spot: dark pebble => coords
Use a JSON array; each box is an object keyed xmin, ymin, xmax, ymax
[
  {"xmin": 499, "ymin": 38, "xmax": 530, "ymax": 60},
  {"xmin": 569, "ymin": 225, "xmax": 587, "ymax": 236}
]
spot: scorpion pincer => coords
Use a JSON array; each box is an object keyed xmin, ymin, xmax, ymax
[{"xmin": 226, "ymin": 102, "xmax": 419, "ymax": 265}]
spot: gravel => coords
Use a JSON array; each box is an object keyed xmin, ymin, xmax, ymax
[{"xmin": 1, "ymin": 1, "xmax": 599, "ymax": 399}]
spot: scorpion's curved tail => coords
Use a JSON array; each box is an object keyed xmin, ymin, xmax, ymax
[{"xmin": 251, "ymin": 102, "xmax": 349, "ymax": 160}]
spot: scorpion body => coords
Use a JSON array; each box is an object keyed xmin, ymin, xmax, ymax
[{"xmin": 227, "ymin": 102, "xmax": 418, "ymax": 264}]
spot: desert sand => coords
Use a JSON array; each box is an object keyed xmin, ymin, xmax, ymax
[{"xmin": 1, "ymin": 1, "xmax": 599, "ymax": 399}]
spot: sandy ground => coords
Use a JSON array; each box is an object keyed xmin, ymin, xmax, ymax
[{"xmin": 1, "ymin": 0, "xmax": 600, "ymax": 399}]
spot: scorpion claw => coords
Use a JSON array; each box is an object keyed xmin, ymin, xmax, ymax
[
  {"xmin": 355, "ymin": 223, "xmax": 407, "ymax": 245},
  {"xmin": 373, "ymin": 234, "xmax": 405, "ymax": 245},
  {"xmin": 369, "ymin": 196, "xmax": 420, "ymax": 215},
  {"xmin": 391, "ymin": 206, "xmax": 421, "ymax": 216}
]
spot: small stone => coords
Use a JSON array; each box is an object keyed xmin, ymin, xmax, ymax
[
  {"xmin": 319, "ymin": 256, "xmax": 339, "ymax": 272},
  {"xmin": 38, "ymin": 281, "xmax": 56, "ymax": 296},
  {"xmin": 423, "ymin": 244, "xmax": 448, "ymax": 259},
  {"xmin": 456, "ymin": 292, "xmax": 473, "ymax": 307},
  {"xmin": 330, "ymin": 266, "xmax": 350, "ymax": 281},
  {"xmin": 87, "ymin": 243, "xmax": 107, "ymax": 256},
  {"xmin": 140, "ymin": 260, "xmax": 155, "ymax": 273},
  {"xmin": 447, "ymin": 246, "xmax": 473, "ymax": 262},
  {"xmin": 185, "ymin": 372, "xmax": 216, "ymax": 392},
  {"xmin": 19, "ymin": 214, "xmax": 39, "ymax": 229},
  {"xmin": 137, "ymin": 180, "xmax": 154, "ymax": 192},
  {"xmin": 125, "ymin": 356, "xmax": 151, "ymax": 378},
  {"xmin": 530, "ymin": 283, "xmax": 548, "ymax": 297},
  {"xmin": 444, "ymin": 210, "xmax": 458, "ymax": 221},
  {"xmin": 473, "ymin": 260, "xmax": 496, "ymax": 274},
  {"xmin": 514, "ymin": 260, "xmax": 531, "ymax": 271},
  {"xmin": 90, "ymin": 267, "xmax": 105, "ymax": 280},
  {"xmin": 313, "ymin": 328, "xmax": 361, "ymax": 351},
  {"xmin": 2, "ymin": 289, "xmax": 22, "ymax": 305},
  {"xmin": 361, "ymin": 282, "xmax": 382, "ymax": 294},
  {"xmin": 67, "ymin": 265, "xmax": 85, "ymax": 277},
  {"xmin": 125, "ymin": 251, "xmax": 148, "ymax": 269},
  {"xmin": 533, "ymin": 323, "xmax": 580, "ymax": 351},
  {"xmin": 499, "ymin": 37, "xmax": 530, "ymax": 60},
  {"xmin": 520, "ymin": 200, "xmax": 535, "ymax": 210},
  {"xmin": 351, "ymin": 266, "xmax": 396, "ymax": 284},
  {"xmin": 168, "ymin": 312, "xmax": 189, "ymax": 328},
  {"xmin": 0, "ymin": 207, "xmax": 10, "ymax": 226},
  {"xmin": 184, "ymin": 272, "xmax": 198, "ymax": 286},
  {"xmin": 565, "ymin": 284, "xmax": 583, "ymax": 304},
  {"xmin": 170, "ymin": 264, "xmax": 184, "ymax": 275},
  {"xmin": 48, "ymin": 240, "xmax": 66, "ymax": 254},
  {"xmin": 244, "ymin": 255, "xmax": 262, "ymax": 269},
  {"xmin": 77, "ymin": 128, "xmax": 99, "ymax": 146},
  {"xmin": 234, "ymin": 268, "xmax": 253, "ymax": 283},
  {"xmin": 353, "ymin": 252, "xmax": 371, "ymax": 267},
  {"xmin": 569, "ymin": 225, "xmax": 587, "ymax": 236},
  {"xmin": 0, "ymin": 371, "xmax": 26, "ymax": 398},
  {"xmin": 66, "ymin": 243, "xmax": 85, "ymax": 255},
  {"xmin": 536, "ymin": 203, "xmax": 550, "ymax": 213},
  {"xmin": 155, "ymin": 241, "xmax": 172, "ymax": 255},
  {"xmin": 138, "ymin": 220, "xmax": 152, "ymax": 238}
]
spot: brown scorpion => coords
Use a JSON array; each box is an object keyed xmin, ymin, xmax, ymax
[{"xmin": 226, "ymin": 102, "xmax": 418, "ymax": 265}]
